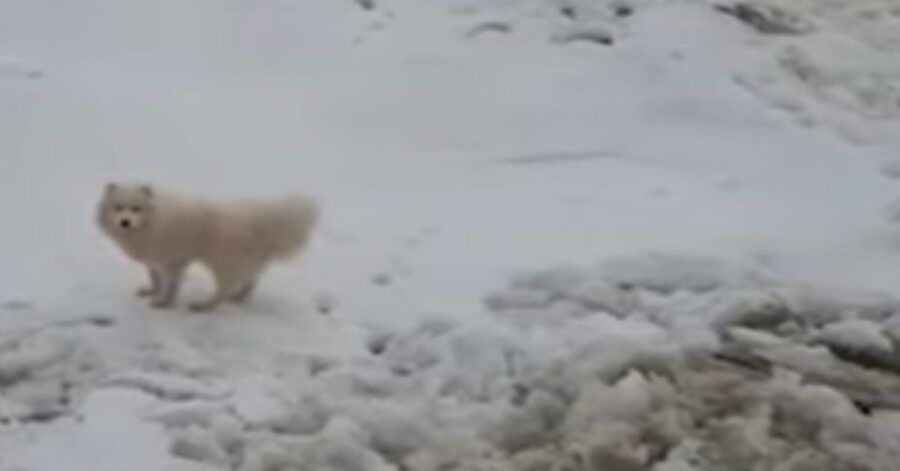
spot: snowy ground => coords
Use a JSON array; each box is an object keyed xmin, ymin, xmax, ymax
[{"xmin": 2, "ymin": 0, "xmax": 900, "ymax": 469}]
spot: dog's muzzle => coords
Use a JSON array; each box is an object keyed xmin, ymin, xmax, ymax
[{"xmin": 114, "ymin": 215, "xmax": 138, "ymax": 230}]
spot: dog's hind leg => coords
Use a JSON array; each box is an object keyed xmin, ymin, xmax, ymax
[
  {"xmin": 191, "ymin": 263, "xmax": 246, "ymax": 312},
  {"xmin": 229, "ymin": 278, "xmax": 257, "ymax": 303},
  {"xmin": 229, "ymin": 264, "xmax": 265, "ymax": 304}
]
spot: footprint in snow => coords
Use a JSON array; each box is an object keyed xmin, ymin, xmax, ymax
[
  {"xmin": 2, "ymin": 299, "xmax": 33, "ymax": 311},
  {"xmin": 647, "ymin": 187, "xmax": 671, "ymax": 198},
  {"xmin": 371, "ymin": 272, "xmax": 392, "ymax": 286},
  {"xmin": 880, "ymin": 160, "xmax": 900, "ymax": 180},
  {"xmin": 313, "ymin": 292, "xmax": 338, "ymax": 315}
]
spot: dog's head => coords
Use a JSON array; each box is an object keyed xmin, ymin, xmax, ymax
[{"xmin": 97, "ymin": 182, "xmax": 156, "ymax": 236}]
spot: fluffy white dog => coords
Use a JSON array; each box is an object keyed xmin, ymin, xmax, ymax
[{"xmin": 96, "ymin": 182, "xmax": 319, "ymax": 311}]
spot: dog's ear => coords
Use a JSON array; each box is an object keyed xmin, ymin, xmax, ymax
[
  {"xmin": 105, "ymin": 183, "xmax": 118, "ymax": 194},
  {"xmin": 139, "ymin": 185, "xmax": 154, "ymax": 198}
]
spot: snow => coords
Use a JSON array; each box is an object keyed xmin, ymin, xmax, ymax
[
  {"xmin": 2, "ymin": 0, "xmax": 900, "ymax": 469},
  {"xmin": 818, "ymin": 319, "xmax": 894, "ymax": 354}
]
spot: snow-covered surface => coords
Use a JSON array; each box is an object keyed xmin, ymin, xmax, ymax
[{"xmin": 2, "ymin": 0, "xmax": 900, "ymax": 469}]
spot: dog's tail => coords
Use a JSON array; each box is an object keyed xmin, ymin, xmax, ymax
[{"xmin": 259, "ymin": 194, "xmax": 320, "ymax": 261}]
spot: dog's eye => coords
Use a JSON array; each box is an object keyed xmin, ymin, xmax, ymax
[
  {"xmin": 113, "ymin": 205, "xmax": 124, "ymax": 212},
  {"xmin": 130, "ymin": 206, "xmax": 141, "ymax": 213}
]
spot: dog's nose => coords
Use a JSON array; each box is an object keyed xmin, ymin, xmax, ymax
[{"xmin": 119, "ymin": 219, "xmax": 131, "ymax": 229}]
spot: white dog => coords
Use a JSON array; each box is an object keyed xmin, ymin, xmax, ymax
[{"xmin": 96, "ymin": 182, "xmax": 319, "ymax": 311}]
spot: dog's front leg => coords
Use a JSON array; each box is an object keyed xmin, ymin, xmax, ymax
[
  {"xmin": 149, "ymin": 263, "xmax": 186, "ymax": 308},
  {"xmin": 136, "ymin": 266, "xmax": 161, "ymax": 298}
]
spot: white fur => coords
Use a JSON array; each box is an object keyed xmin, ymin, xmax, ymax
[{"xmin": 97, "ymin": 182, "xmax": 319, "ymax": 311}]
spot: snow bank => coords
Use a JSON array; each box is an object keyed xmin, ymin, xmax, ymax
[{"xmin": 61, "ymin": 254, "xmax": 895, "ymax": 471}]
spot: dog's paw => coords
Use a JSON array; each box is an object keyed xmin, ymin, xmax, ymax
[
  {"xmin": 149, "ymin": 297, "xmax": 174, "ymax": 309},
  {"xmin": 189, "ymin": 300, "xmax": 218, "ymax": 312}
]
